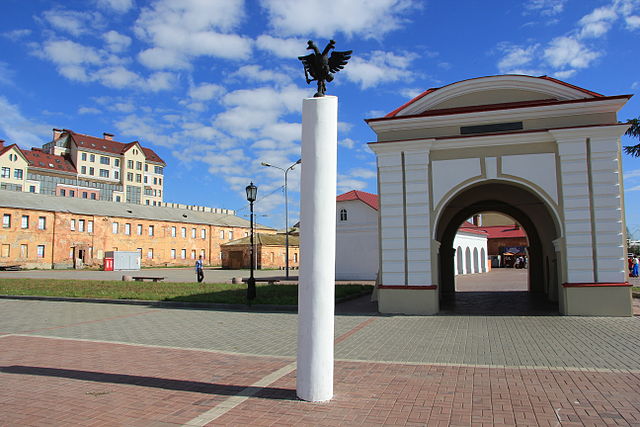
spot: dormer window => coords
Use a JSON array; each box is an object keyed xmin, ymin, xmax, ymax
[{"xmin": 340, "ymin": 209, "xmax": 348, "ymax": 221}]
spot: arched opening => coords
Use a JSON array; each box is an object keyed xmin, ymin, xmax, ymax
[
  {"xmin": 480, "ymin": 248, "xmax": 486, "ymax": 272},
  {"xmin": 473, "ymin": 247, "xmax": 479, "ymax": 273},
  {"xmin": 436, "ymin": 182, "xmax": 561, "ymax": 315},
  {"xmin": 464, "ymin": 248, "xmax": 471, "ymax": 275},
  {"xmin": 456, "ymin": 246, "xmax": 463, "ymax": 275}
]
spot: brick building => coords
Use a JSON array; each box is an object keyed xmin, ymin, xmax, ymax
[
  {"xmin": 0, "ymin": 190, "xmax": 274, "ymax": 269},
  {"xmin": 220, "ymin": 233, "xmax": 299, "ymax": 270}
]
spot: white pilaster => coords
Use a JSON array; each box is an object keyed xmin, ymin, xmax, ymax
[
  {"xmin": 377, "ymin": 151, "xmax": 405, "ymax": 285},
  {"xmin": 297, "ymin": 96, "xmax": 337, "ymax": 402},
  {"xmin": 404, "ymin": 148, "xmax": 431, "ymax": 284}
]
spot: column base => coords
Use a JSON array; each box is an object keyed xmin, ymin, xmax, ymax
[
  {"xmin": 561, "ymin": 283, "xmax": 633, "ymax": 316},
  {"xmin": 378, "ymin": 286, "xmax": 439, "ymax": 314}
]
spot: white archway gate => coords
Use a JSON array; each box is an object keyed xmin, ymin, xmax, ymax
[{"xmin": 367, "ymin": 75, "xmax": 633, "ymax": 316}]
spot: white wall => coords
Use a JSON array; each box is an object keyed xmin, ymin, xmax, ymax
[
  {"xmin": 335, "ymin": 199, "xmax": 379, "ymax": 280},
  {"xmin": 453, "ymin": 231, "xmax": 488, "ymax": 275}
]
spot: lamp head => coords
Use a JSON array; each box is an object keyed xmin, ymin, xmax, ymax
[{"xmin": 245, "ymin": 182, "xmax": 258, "ymax": 202}]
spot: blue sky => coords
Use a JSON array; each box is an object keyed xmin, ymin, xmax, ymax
[{"xmin": 0, "ymin": 0, "xmax": 639, "ymax": 232}]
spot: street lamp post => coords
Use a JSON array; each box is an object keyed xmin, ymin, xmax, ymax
[
  {"xmin": 245, "ymin": 182, "xmax": 258, "ymax": 301},
  {"xmin": 261, "ymin": 159, "xmax": 301, "ymax": 279}
]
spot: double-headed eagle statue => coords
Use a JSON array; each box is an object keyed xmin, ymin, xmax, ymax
[{"xmin": 298, "ymin": 40, "xmax": 352, "ymax": 97}]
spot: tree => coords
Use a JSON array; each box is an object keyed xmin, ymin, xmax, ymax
[{"xmin": 623, "ymin": 116, "xmax": 640, "ymax": 156}]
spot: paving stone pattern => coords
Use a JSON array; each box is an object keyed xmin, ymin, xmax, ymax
[{"xmin": 2, "ymin": 299, "xmax": 640, "ymax": 425}]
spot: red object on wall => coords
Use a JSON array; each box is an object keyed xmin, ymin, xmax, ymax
[{"xmin": 103, "ymin": 257, "xmax": 114, "ymax": 271}]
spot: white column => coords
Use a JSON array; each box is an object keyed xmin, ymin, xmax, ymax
[
  {"xmin": 404, "ymin": 149, "xmax": 431, "ymax": 285},
  {"xmin": 297, "ymin": 96, "xmax": 337, "ymax": 402}
]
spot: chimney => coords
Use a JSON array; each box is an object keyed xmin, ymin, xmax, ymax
[
  {"xmin": 0, "ymin": 139, "xmax": 4, "ymax": 148},
  {"xmin": 53, "ymin": 128, "xmax": 62, "ymax": 140},
  {"xmin": 103, "ymin": 132, "xmax": 114, "ymax": 141}
]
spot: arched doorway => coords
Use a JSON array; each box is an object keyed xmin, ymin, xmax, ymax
[{"xmin": 436, "ymin": 182, "xmax": 561, "ymax": 314}]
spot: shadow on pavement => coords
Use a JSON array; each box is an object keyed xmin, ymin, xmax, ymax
[
  {"xmin": 439, "ymin": 291, "xmax": 560, "ymax": 316},
  {"xmin": 0, "ymin": 365, "xmax": 298, "ymax": 401}
]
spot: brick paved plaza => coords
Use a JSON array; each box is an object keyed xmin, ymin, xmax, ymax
[{"xmin": 2, "ymin": 287, "xmax": 640, "ymax": 426}]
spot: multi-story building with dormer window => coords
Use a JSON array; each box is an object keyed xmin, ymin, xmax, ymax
[{"xmin": 0, "ymin": 129, "xmax": 166, "ymax": 205}]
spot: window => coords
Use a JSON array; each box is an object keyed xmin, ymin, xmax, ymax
[
  {"xmin": 114, "ymin": 159, "xmax": 120, "ymax": 167},
  {"xmin": 145, "ymin": 164, "xmax": 148, "ymax": 172},
  {"xmin": 159, "ymin": 179, "xmax": 162, "ymax": 186},
  {"xmin": 137, "ymin": 224, "xmax": 142, "ymax": 235},
  {"xmin": 78, "ymin": 219, "xmax": 85, "ymax": 232},
  {"xmin": 21, "ymin": 215, "xmax": 28, "ymax": 229},
  {"xmin": 154, "ymin": 166, "xmax": 163, "ymax": 174},
  {"xmin": 90, "ymin": 193, "xmax": 96, "ymax": 200},
  {"xmin": 181, "ymin": 227, "xmax": 186, "ymax": 238},
  {"xmin": 2, "ymin": 214, "xmax": 10, "ymax": 228},
  {"xmin": 191, "ymin": 228, "xmax": 196, "ymax": 238},
  {"xmin": 112, "ymin": 222, "xmax": 119, "ymax": 234},
  {"xmin": 1, "ymin": 244, "xmax": 9, "ymax": 257},
  {"xmin": 201, "ymin": 229, "xmax": 206, "ymax": 239},
  {"xmin": 70, "ymin": 219, "xmax": 76, "ymax": 231},
  {"xmin": 82, "ymin": 192, "xmax": 88, "ymax": 199},
  {"xmin": 137, "ymin": 248, "xmax": 142, "ymax": 255},
  {"xmin": 127, "ymin": 160, "xmax": 134, "ymax": 169},
  {"xmin": 145, "ymin": 200, "xmax": 150, "ymax": 205},
  {"xmin": 153, "ymin": 177, "xmax": 157, "ymax": 185},
  {"xmin": 14, "ymin": 169, "xmax": 23, "ymax": 179},
  {"xmin": 70, "ymin": 190, "xmax": 75, "ymax": 197},
  {"xmin": 181, "ymin": 249, "xmax": 186, "ymax": 259},
  {"xmin": 147, "ymin": 248, "xmax": 153, "ymax": 259},
  {"xmin": 99, "ymin": 169, "xmax": 109, "ymax": 178},
  {"xmin": 127, "ymin": 172, "xmax": 133, "ymax": 182},
  {"xmin": 294, "ymin": 253, "xmax": 298, "ymax": 263},
  {"xmin": 89, "ymin": 167, "xmax": 95, "ymax": 175},
  {"xmin": 136, "ymin": 174, "xmax": 142, "ymax": 183},
  {"xmin": 37, "ymin": 216, "xmax": 46, "ymax": 230},
  {"xmin": 219, "ymin": 230, "xmax": 224, "ymax": 239},
  {"xmin": 37, "ymin": 245, "xmax": 45, "ymax": 258},
  {"xmin": 340, "ymin": 209, "xmax": 347, "ymax": 221},
  {"xmin": 81, "ymin": 166, "xmax": 87, "ymax": 174},
  {"xmin": 136, "ymin": 161, "xmax": 142, "ymax": 170},
  {"xmin": 100, "ymin": 156, "xmax": 110, "ymax": 165},
  {"xmin": 125, "ymin": 223, "xmax": 131, "ymax": 235},
  {"xmin": 114, "ymin": 171, "xmax": 119, "ymax": 180},
  {"xmin": 1, "ymin": 167, "xmax": 10, "ymax": 178},
  {"xmin": 20, "ymin": 244, "xmax": 27, "ymax": 258},
  {"xmin": 148, "ymin": 225, "xmax": 154, "ymax": 236},
  {"xmin": 144, "ymin": 176, "xmax": 148, "ymax": 184},
  {"xmin": 200, "ymin": 249, "xmax": 205, "ymax": 259},
  {"xmin": 115, "ymin": 195, "xmax": 121, "ymax": 202},
  {"xmin": 90, "ymin": 154, "xmax": 95, "ymax": 162},
  {"xmin": 171, "ymin": 249, "xmax": 176, "ymax": 259},
  {"xmin": 29, "ymin": 186, "xmax": 36, "ymax": 193},
  {"xmin": 81, "ymin": 153, "xmax": 87, "ymax": 161},
  {"xmin": 228, "ymin": 231, "xmax": 233, "ymax": 240},
  {"xmin": 171, "ymin": 226, "xmax": 176, "ymax": 237},
  {"xmin": 87, "ymin": 221, "xmax": 93, "ymax": 233},
  {"xmin": 60, "ymin": 189, "xmax": 66, "ymax": 196},
  {"xmin": 191, "ymin": 250, "xmax": 196, "ymax": 259},
  {"xmin": 244, "ymin": 232, "xmax": 248, "ymax": 237}
]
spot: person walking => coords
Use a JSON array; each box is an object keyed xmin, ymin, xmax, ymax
[
  {"xmin": 195, "ymin": 255, "xmax": 204, "ymax": 283},
  {"xmin": 633, "ymin": 256, "xmax": 639, "ymax": 278}
]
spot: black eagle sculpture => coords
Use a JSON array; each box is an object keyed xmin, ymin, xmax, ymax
[{"xmin": 298, "ymin": 40, "xmax": 352, "ymax": 97}]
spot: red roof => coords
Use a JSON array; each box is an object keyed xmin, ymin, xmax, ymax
[
  {"xmin": 66, "ymin": 129, "xmax": 165, "ymax": 165},
  {"xmin": 375, "ymin": 75, "xmax": 608, "ymax": 120},
  {"xmin": 458, "ymin": 221, "xmax": 488, "ymax": 236},
  {"xmin": 0, "ymin": 143, "xmax": 20, "ymax": 157},
  {"xmin": 477, "ymin": 225, "xmax": 527, "ymax": 239},
  {"xmin": 336, "ymin": 190, "xmax": 379, "ymax": 210},
  {"xmin": 22, "ymin": 148, "xmax": 77, "ymax": 174}
]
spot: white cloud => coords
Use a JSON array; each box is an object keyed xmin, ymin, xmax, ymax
[
  {"xmin": 497, "ymin": 43, "xmax": 539, "ymax": 73},
  {"xmin": 78, "ymin": 107, "xmax": 101, "ymax": 114},
  {"xmin": 135, "ymin": 0, "xmax": 251, "ymax": 70},
  {"xmin": 344, "ymin": 50, "xmax": 416, "ymax": 89},
  {"xmin": 97, "ymin": 66, "xmax": 140, "ymax": 88},
  {"xmin": 337, "ymin": 174, "xmax": 368, "ymax": 194},
  {"xmin": 96, "ymin": 0, "xmax": 134, "ymax": 13},
  {"xmin": 339, "ymin": 138, "xmax": 356, "ymax": 149},
  {"xmin": 144, "ymin": 72, "xmax": 176, "ymax": 92},
  {"xmin": 524, "ymin": 0, "xmax": 567, "ymax": 16},
  {"xmin": 256, "ymin": 35, "xmax": 307, "ymax": 58},
  {"xmin": 40, "ymin": 40, "xmax": 102, "ymax": 66},
  {"xmin": 103, "ymin": 30, "xmax": 132, "ymax": 53},
  {"xmin": 2, "ymin": 29, "xmax": 31, "ymax": 41},
  {"xmin": 543, "ymin": 36, "xmax": 600, "ymax": 69},
  {"xmin": 0, "ymin": 62, "xmax": 14, "ymax": 86},
  {"xmin": 578, "ymin": 6, "xmax": 618, "ymax": 38},
  {"xmin": 632, "ymin": 81, "xmax": 640, "ymax": 90},
  {"xmin": 260, "ymin": 0, "xmax": 420, "ymax": 39},
  {"xmin": 0, "ymin": 97, "xmax": 50, "ymax": 147},
  {"xmin": 188, "ymin": 82, "xmax": 226, "ymax": 101},
  {"xmin": 400, "ymin": 87, "xmax": 424, "ymax": 99},
  {"xmin": 350, "ymin": 167, "xmax": 376, "ymax": 179},
  {"xmin": 627, "ymin": 15, "xmax": 640, "ymax": 29},
  {"xmin": 231, "ymin": 65, "xmax": 292, "ymax": 85},
  {"xmin": 624, "ymin": 169, "xmax": 640, "ymax": 180},
  {"xmin": 42, "ymin": 9, "xmax": 102, "ymax": 37},
  {"xmin": 553, "ymin": 69, "xmax": 576, "ymax": 79}
]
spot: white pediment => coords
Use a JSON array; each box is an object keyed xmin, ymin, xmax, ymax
[{"xmin": 395, "ymin": 75, "xmax": 600, "ymax": 117}]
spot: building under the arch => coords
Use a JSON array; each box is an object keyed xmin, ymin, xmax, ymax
[{"xmin": 366, "ymin": 75, "xmax": 633, "ymax": 316}]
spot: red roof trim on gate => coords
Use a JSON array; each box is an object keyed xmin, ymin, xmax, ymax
[
  {"xmin": 366, "ymin": 95, "xmax": 631, "ymax": 123},
  {"xmin": 336, "ymin": 190, "xmax": 379, "ymax": 210},
  {"xmin": 562, "ymin": 282, "xmax": 631, "ymax": 288},
  {"xmin": 378, "ymin": 285, "xmax": 438, "ymax": 290}
]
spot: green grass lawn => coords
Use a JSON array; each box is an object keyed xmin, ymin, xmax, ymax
[{"xmin": 0, "ymin": 278, "xmax": 372, "ymax": 306}]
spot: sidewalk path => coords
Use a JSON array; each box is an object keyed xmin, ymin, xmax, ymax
[{"xmin": 2, "ymin": 299, "xmax": 640, "ymax": 425}]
